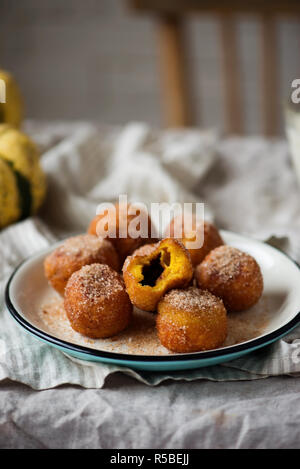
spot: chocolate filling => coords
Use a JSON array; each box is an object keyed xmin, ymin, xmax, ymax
[{"xmin": 140, "ymin": 254, "xmax": 164, "ymax": 287}]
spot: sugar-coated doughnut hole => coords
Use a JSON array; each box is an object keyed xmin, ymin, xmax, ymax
[
  {"xmin": 157, "ymin": 287, "xmax": 227, "ymax": 352},
  {"xmin": 64, "ymin": 263, "xmax": 132, "ymax": 338},
  {"xmin": 165, "ymin": 214, "xmax": 224, "ymax": 267},
  {"xmin": 44, "ymin": 234, "xmax": 119, "ymax": 296},
  {"xmin": 88, "ymin": 202, "xmax": 157, "ymax": 264},
  {"xmin": 195, "ymin": 245, "xmax": 263, "ymax": 312}
]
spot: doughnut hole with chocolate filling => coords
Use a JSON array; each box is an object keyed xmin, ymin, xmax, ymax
[{"xmin": 122, "ymin": 238, "xmax": 193, "ymax": 311}]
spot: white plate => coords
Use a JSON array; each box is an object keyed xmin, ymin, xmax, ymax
[{"xmin": 5, "ymin": 230, "xmax": 300, "ymax": 371}]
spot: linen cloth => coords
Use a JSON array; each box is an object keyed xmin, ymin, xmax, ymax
[{"xmin": 1, "ymin": 121, "xmax": 300, "ymax": 391}]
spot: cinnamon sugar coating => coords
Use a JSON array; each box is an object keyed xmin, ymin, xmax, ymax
[
  {"xmin": 157, "ymin": 287, "xmax": 227, "ymax": 352},
  {"xmin": 64, "ymin": 263, "xmax": 132, "ymax": 338},
  {"xmin": 44, "ymin": 234, "xmax": 119, "ymax": 296},
  {"xmin": 195, "ymin": 245, "xmax": 263, "ymax": 312}
]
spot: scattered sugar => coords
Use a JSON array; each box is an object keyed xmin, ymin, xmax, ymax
[
  {"xmin": 225, "ymin": 296, "xmax": 270, "ymax": 346},
  {"xmin": 40, "ymin": 291, "xmax": 271, "ymax": 356},
  {"xmin": 40, "ymin": 297, "xmax": 170, "ymax": 355}
]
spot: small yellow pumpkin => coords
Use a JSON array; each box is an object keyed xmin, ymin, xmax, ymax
[
  {"xmin": 0, "ymin": 70, "xmax": 23, "ymax": 127},
  {"xmin": 0, "ymin": 124, "xmax": 47, "ymax": 229}
]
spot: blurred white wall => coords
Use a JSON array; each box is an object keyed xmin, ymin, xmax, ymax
[{"xmin": 0, "ymin": 0, "xmax": 299, "ymax": 134}]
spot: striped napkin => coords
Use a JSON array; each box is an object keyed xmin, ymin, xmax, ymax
[{"xmin": 0, "ymin": 122, "xmax": 300, "ymax": 390}]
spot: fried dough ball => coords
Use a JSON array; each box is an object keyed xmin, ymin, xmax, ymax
[
  {"xmin": 195, "ymin": 245, "xmax": 263, "ymax": 312},
  {"xmin": 88, "ymin": 202, "xmax": 157, "ymax": 264},
  {"xmin": 165, "ymin": 214, "xmax": 224, "ymax": 266},
  {"xmin": 64, "ymin": 264, "xmax": 132, "ymax": 338},
  {"xmin": 123, "ymin": 238, "xmax": 193, "ymax": 312},
  {"xmin": 44, "ymin": 234, "xmax": 119, "ymax": 296},
  {"xmin": 157, "ymin": 287, "xmax": 227, "ymax": 353}
]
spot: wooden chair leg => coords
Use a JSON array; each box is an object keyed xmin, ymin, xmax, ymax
[
  {"xmin": 261, "ymin": 15, "xmax": 279, "ymax": 136},
  {"xmin": 219, "ymin": 15, "xmax": 244, "ymax": 134},
  {"xmin": 157, "ymin": 14, "xmax": 191, "ymax": 127}
]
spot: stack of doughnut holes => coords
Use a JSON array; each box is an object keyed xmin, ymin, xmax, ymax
[{"xmin": 44, "ymin": 203, "xmax": 263, "ymax": 353}]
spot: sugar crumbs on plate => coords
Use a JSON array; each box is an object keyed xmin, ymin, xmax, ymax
[{"xmin": 40, "ymin": 293, "xmax": 271, "ymax": 356}]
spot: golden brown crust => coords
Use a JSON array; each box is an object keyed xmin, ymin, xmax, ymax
[
  {"xmin": 122, "ymin": 238, "xmax": 193, "ymax": 311},
  {"xmin": 64, "ymin": 263, "xmax": 132, "ymax": 338},
  {"xmin": 44, "ymin": 234, "xmax": 119, "ymax": 296},
  {"xmin": 157, "ymin": 287, "xmax": 227, "ymax": 352},
  {"xmin": 88, "ymin": 202, "xmax": 158, "ymax": 264},
  {"xmin": 166, "ymin": 215, "xmax": 224, "ymax": 266},
  {"xmin": 195, "ymin": 245, "xmax": 263, "ymax": 312}
]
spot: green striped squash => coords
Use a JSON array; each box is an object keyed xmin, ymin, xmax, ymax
[{"xmin": 0, "ymin": 125, "xmax": 46, "ymax": 229}]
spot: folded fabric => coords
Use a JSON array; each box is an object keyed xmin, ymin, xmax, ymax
[{"xmin": 0, "ymin": 121, "xmax": 300, "ymax": 390}]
